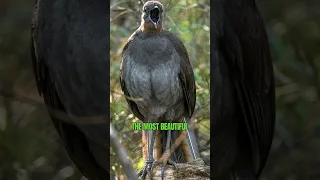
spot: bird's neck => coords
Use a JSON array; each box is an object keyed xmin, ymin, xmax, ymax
[{"xmin": 140, "ymin": 22, "xmax": 163, "ymax": 33}]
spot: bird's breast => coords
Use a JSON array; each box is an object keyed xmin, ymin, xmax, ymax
[
  {"xmin": 150, "ymin": 57, "xmax": 183, "ymax": 105},
  {"xmin": 123, "ymin": 39, "xmax": 183, "ymax": 107}
]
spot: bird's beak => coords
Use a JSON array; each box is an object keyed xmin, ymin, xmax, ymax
[
  {"xmin": 152, "ymin": 18, "xmax": 160, "ymax": 29},
  {"xmin": 149, "ymin": 6, "xmax": 160, "ymax": 29},
  {"xmin": 152, "ymin": 20, "xmax": 158, "ymax": 29}
]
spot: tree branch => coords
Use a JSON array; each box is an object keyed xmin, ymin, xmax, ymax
[
  {"xmin": 151, "ymin": 158, "xmax": 210, "ymax": 180},
  {"xmin": 110, "ymin": 124, "xmax": 138, "ymax": 180}
]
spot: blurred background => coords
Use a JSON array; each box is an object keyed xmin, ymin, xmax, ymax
[
  {"xmin": 110, "ymin": 0, "xmax": 210, "ymax": 179},
  {"xmin": 258, "ymin": 1, "xmax": 320, "ymax": 179},
  {"xmin": 0, "ymin": 0, "xmax": 319, "ymax": 179}
]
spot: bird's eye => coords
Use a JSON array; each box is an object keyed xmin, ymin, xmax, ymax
[{"xmin": 143, "ymin": 8, "xmax": 147, "ymax": 12}]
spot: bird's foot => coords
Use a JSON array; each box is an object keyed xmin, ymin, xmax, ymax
[
  {"xmin": 137, "ymin": 158, "xmax": 156, "ymax": 180},
  {"xmin": 152, "ymin": 158, "xmax": 178, "ymax": 180}
]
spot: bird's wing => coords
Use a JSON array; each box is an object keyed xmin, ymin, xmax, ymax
[
  {"xmin": 31, "ymin": 1, "xmax": 109, "ymax": 179},
  {"xmin": 164, "ymin": 31, "xmax": 196, "ymax": 118},
  {"xmin": 238, "ymin": 17, "xmax": 275, "ymax": 177},
  {"xmin": 163, "ymin": 31, "xmax": 199, "ymax": 161},
  {"xmin": 234, "ymin": 5, "xmax": 275, "ymax": 176},
  {"xmin": 120, "ymin": 31, "xmax": 145, "ymax": 121},
  {"xmin": 220, "ymin": 4, "xmax": 276, "ymax": 176},
  {"xmin": 211, "ymin": 5, "xmax": 247, "ymax": 177}
]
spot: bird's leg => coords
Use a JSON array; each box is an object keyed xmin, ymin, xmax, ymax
[
  {"xmin": 160, "ymin": 130, "xmax": 178, "ymax": 180},
  {"xmin": 152, "ymin": 129, "xmax": 179, "ymax": 180},
  {"xmin": 137, "ymin": 130, "xmax": 156, "ymax": 180}
]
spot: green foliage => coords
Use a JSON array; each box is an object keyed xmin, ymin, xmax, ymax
[{"xmin": 258, "ymin": 0, "xmax": 320, "ymax": 179}]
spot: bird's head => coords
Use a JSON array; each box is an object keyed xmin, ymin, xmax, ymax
[{"xmin": 140, "ymin": 1, "xmax": 164, "ymax": 32}]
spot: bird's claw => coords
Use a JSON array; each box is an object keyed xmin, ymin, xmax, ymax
[
  {"xmin": 150, "ymin": 160, "xmax": 160, "ymax": 172},
  {"xmin": 137, "ymin": 159, "xmax": 155, "ymax": 180},
  {"xmin": 167, "ymin": 158, "xmax": 178, "ymax": 172}
]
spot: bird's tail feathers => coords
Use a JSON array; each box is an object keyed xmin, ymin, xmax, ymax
[{"xmin": 164, "ymin": 119, "xmax": 200, "ymax": 163}]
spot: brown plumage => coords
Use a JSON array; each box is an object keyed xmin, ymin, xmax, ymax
[{"xmin": 120, "ymin": 1, "xmax": 200, "ymax": 179}]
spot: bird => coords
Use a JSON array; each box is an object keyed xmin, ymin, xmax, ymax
[
  {"xmin": 211, "ymin": 0, "xmax": 275, "ymax": 179},
  {"xmin": 31, "ymin": 0, "xmax": 109, "ymax": 179},
  {"xmin": 120, "ymin": 1, "xmax": 200, "ymax": 179}
]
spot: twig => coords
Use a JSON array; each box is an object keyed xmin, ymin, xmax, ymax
[
  {"xmin": 0, "ymin": 89, "xmax": 109, "ymax": 125},
  {"xmin": 110, "ymin": 124, "xmax": 138, "ymax": 180},
  {"xmin": 0, "ymin": 89, "xmax": 44, "ymax": 107}
]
